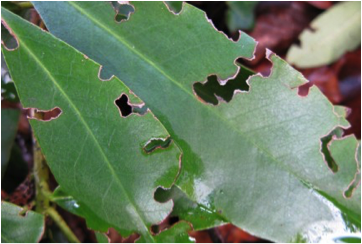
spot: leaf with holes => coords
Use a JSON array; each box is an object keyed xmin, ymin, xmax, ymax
[
  {"xmin": 1, "ymin": 7, "xmax": 183, "ymax": 242},
  {"xmin": 1, "ymin": 201, "xmax": 45, "ymax": 243},
  {"xmin": 286, "ymin": 1, "xmax": 361, "ymax": 68},
  {"xmin": 34, "ymin": 2, "xmax": 361, "ymax": 241}
]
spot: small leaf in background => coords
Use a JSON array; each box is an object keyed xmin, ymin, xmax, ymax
[
  {"xmin": 2, "ymin": 7, "xmax": 182, "ymax": 241},
  {"xmin": 287, "ymin": 1, "xmax": 361, "ymax": 68},
  {"xmin": 1, "ymin": 201, "xmax": 45, "ymax": 243},
  {"xmin": 226, "ymin": 1, "xmax": 258, "ymax": 31},
  {"xmin": 1, "ymin": 109, "xmax": 20, "ymax": 178}
]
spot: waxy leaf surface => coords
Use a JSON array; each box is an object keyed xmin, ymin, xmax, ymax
[
  {"xmin": 1, "ymin": 201, "xmax": 45, "ymax": 243},
  {"xmin": 33, "ymin": 1, "xmax": 361, "ymax": 241},
  {"xmin": 1, "ymin": 8, "xmax": 182, "ymax": 242}
]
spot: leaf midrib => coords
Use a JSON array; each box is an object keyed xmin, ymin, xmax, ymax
[
  {"xmin": 66, "ymin": 2, "xmax": 323, "ymax": 194},
  {"xmin": 18, "ymin": 35, "xmax": 155, "ymax": 242}
]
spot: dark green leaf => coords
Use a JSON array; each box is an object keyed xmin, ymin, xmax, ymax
[
  {"xmin": 226, "ymin": 1, "xmax": 258, "ymax": 31},
  {"xmin": 155, "ymin": 186, "xmax": 226, "ymax": 231},
  {"xmin": 1, "ymin": 109, "xmax": 20, "ymax": 178},
  {"xmin": 1, "ymin": 201, "xmax": 45, "ymax": 243},
  {"xmin": 34, "ymin": 2, "xmax": 361, "ymax": 241},
  {"xmin": 1, "ymin": 7, "xmax": 182, "ymax": 241},
  {"xmin": 164, "ymin": 1, "xmax": 183, "ymax": 14}
]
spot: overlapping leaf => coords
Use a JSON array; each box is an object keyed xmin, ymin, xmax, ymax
[
  {"xmin": 1, "ymin": 7, "xmax": 183, "ymax": 242},
  {"xmin": 1, "ymin": 201, "xmax": 45, "ymax": 243},
  {"xmin": 226, "ymin": 2, "xmax": 257, "ymax": 31},
  {"xmin": 34, "ymin": 2, "xmax": 361, "ymax": 242}
]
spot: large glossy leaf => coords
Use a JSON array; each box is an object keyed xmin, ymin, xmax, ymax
[
  {"xmin": 1, "ymin": 109, "xmax": 19, "ymax": 178},
  {"xmin": 1, "ymin": 201, "xmax": 45, "ymax": 243},
  {"xmin": 34, "ymin": 1, "xmax": 361, "ymax": 241},
  {"xmin": 286, "ymin": 1, "xmax": 361, "ymax": 68},
  {"xmin": 1, "ymin": 7, "xmax": 182, "ymax": 242}
]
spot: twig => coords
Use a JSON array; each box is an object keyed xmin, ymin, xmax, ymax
[
  {"xmin": 13, "ymin": 1, "xmax": 33, "ymax": 9},
  {"xmin": 46, "ymin": 207, "xmax": 81, "ymax": 243}
]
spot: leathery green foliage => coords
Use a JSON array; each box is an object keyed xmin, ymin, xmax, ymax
[{"xmin": 2, "ymin": 2, "xmax": 361, "ymax": 243}]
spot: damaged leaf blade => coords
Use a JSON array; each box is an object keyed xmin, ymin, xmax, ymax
[
  {"xmin": 1, "ymin": 201, "xmax": 45, "ymax": 243},
  {"xmin": 33, "ymin": 2, "xmax": 360, "ymax": 241},
  {"xmin": 1, "ymin": 7, "xmax": 182, "ymax": 241}
]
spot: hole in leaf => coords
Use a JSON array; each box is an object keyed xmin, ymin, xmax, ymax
[
  {"xmin": 115, "ymin": 94, "xmax": 132, "ymax": 117},
  {"xmin": 144, "ymin": 137, "xmax": 172, "ymax": 153},
  {"xmin": 111, "ymin": 1, "xmax": 134, "ymax": 23},
  {"xmin": 320, "ymin": 128, "xmax": 344, "ymax": 173},
  {"xmin": 1, "ymin": 22, "xmax": 19, "ymax": 50},
  {"xmin": 31, "ymin": 107, "xmax": 62, "ymax": 121},
  {"xmin": 150, "ymin": 215, "xmax": 180, "ymax": 235},
  {"xmin": 344, "ymin": 171, "xmax": 360, "ymax": 198},
  {"xmin": 297, "ymin": 82, "xmax": 312, "ymax": 97},
  {"xmin": 169, "ymin": 216, "xmax": 180, "ymax": 225},
  {"xmin": 151, "ymin": 224, "xmax": 160, "ymax": 234},
  {"xmin": 193, "ymin": 67, "xmax": 253, "ymax": 105},
  {"xmin": 114, "ymin": 94, "xmax": 147, "ymax": 118},
  {"xmin": 164, "ymin": 1, "xmax": 183, "ymax": 14},
  {"xmin": 98, "ymin": 65, "xmax": 114, "ymax": 81},
  {"xmin": 154, "ymin": 187, "xmax": 170, "ymax": 203},
  {"xmin": 133, "ymin": 104, "xmax": 148, "ymax": 115}
]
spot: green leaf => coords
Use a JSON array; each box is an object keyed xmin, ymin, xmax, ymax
[
  {"xmin": 324, "ymin": 137, "xmax": 361, "ymax": 227},
  {"xmin": 34, "ymin": 2, "xmax": 361, "ymax": 241},
  {"xmin": 155, "ymin": 186, "xmax": 226, "ymax": 231},
  {"xmin": 51, "ymin": 187, "xmax": 194, "ymax": 243},
  {"xmin": 149, "ymin": 222, "xmax": 193, "ymax": 243},
  {"xmin": 1, "ymin": 201, "xmax": 45, "ymax": 243},
  {"xmin": 1, "ymin": 7, "xmax": 182, "ymax": 242},
  {"xmin": 334, "ymin": 236, "xmax": 361, "ymax": 244},
  {"xmin": 95, "ymin": 232, "xmax": 109, "ymax": 243},
  {"xmin": 1, "ymin": 109, "xmax": 20, "ymax": 178},
  {"xmin": 2, "ymin": 27, "xmax": 20, "ymax": 102},
  {"xmin": 226, "ymin": 1, "xmax": 258, "ymax": 31},
  {"xmin": 286, "ymin": 1, "xmax": 361, "ymax": 68},
  {"xmin": 1, "ymin": 2, "xmax": 22, "ymax": 13}
]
